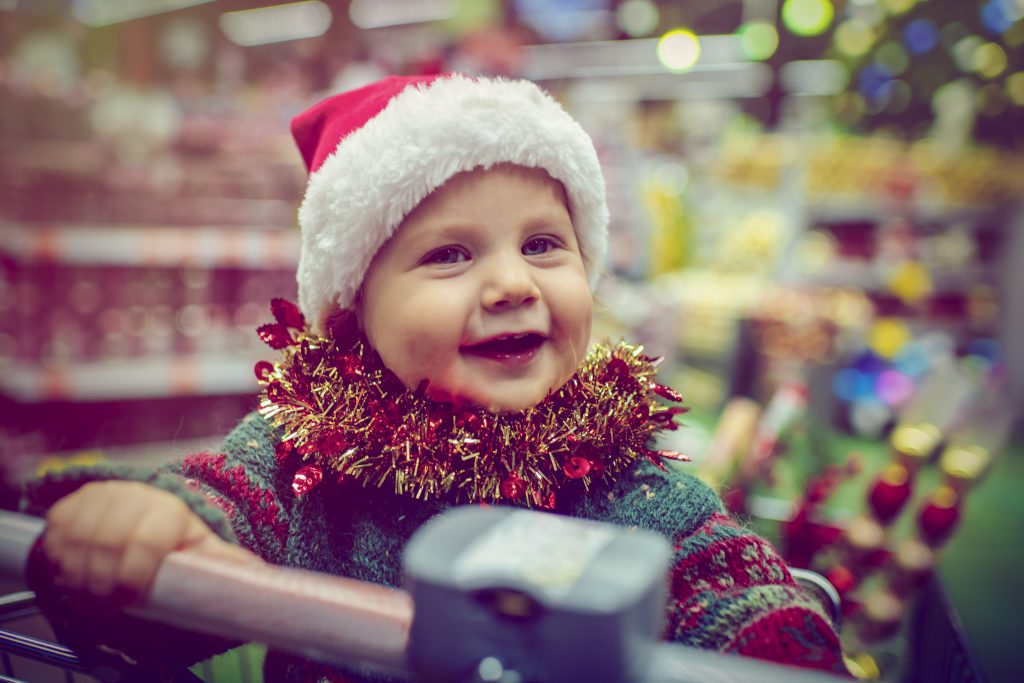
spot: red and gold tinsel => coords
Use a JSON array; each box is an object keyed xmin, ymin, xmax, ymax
[{"xmin": 255, "ymin": 299, "xmax": 689, "ymax": 507}]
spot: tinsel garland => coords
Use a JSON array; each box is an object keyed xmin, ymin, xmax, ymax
[{"xmin": 255, "ymin": 299, "xmax": 690, "ymax": 508}]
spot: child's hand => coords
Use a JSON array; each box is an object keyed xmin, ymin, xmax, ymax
[{"xmin": 43, "ymin": 480, "xmax": 260, "ymax": 605}]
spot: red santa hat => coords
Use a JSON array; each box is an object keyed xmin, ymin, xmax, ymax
[{"xmin": 290, "ymin": 73, "xmax": 609, "ymax": 329}]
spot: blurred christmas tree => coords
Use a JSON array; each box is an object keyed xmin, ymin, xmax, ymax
[{"xmin": 793, "ymin": 0, "xmax": 1024, "ymax": 148}]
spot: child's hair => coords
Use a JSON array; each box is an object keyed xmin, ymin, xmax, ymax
[{"xmin": 289, "ymin": 74, "xmax": 611, "ymax": 332}]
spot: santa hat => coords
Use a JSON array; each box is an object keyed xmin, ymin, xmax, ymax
[{"xmin": 291, "ymin": 73, "xmax": 609, "ymax": 329}]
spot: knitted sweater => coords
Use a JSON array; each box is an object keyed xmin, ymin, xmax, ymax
[{"xmin": 23, "ymin": 411, "xmax": 846, "ymax": 681}]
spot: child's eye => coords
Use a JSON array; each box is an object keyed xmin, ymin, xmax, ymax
[
  {"xmin": 423, "ymin": 246, "xmax": 469, "ymax": 265},
  {"xmin": 522, "ymin": 237, "xmax": 557, "ymax": 256}
]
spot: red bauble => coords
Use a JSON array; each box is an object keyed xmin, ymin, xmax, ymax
[
  {"xmin": 563, "ymin": 456, "xmax": 591, "ymax": 479},
  {"xmin": 291, "ymin": 464, "xmax": 323, "ymax": 496},
  {"xmin": 254, "ymin": 360, "xmax": 275, "ymax": 381},
  {"xmin": 318, "ymin": 430, "xmax": 348, "ymax": 455},
  {"xmin": 868, "ymin": 465, "xmax": 912, "ymax": 524},
  {"xmin": 825, "ymin": 565, "xmax": 858, "ymax": 596},
  {"xmin": 500, "ymin": 474, "xmax": 525, "ymax": 500},
  {"xmin": 274, "ymin": 440, "xmax": 294, "ymax": 462},
  {"xmin": 918, "ymin": 488, "xmax": 960, "ymax": 545},
  {"xmin": 333, "ymin": 352, "xmax": 364, "ymax": 379}
]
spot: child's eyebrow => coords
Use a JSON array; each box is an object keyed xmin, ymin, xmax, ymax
[{"xmin": 398, "ymin": 209, "xmax": 575, "ymax": 253}]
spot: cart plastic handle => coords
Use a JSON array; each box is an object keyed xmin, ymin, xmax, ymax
[
  {"xmin": 2, "ymin": 511, "xmax": 849, "ymax": 683},
  {"xmin": 1, "ymin": 510, "xmax": 412, "ymax": 675}
]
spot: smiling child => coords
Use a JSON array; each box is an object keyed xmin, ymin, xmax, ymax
[{"xmin": 24, "ymin": 74, "xmax": 847, "ymax": 682}]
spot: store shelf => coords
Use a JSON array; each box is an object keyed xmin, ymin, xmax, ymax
[
  {"xmin": 0, "ymin": 222, "xmax": 300, "ymax": 267},
  {"xmin": 0, "ymin": 354, "xmax": 264, "ymax": 402},
  {"xmin": 805, "ymin": 200, "xmax": 999, "ymax": 228}
]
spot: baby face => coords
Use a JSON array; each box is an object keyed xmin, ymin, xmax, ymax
[{"xmin": 357, "ymin": 164, "xmax": 593, "ymax": 412}]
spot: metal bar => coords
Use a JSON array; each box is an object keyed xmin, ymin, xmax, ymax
[
  {"xmin": 0, "ymin": 592, "xmax": 38, "ymax": 622},
  {"xmin": 0, "ymin": 629, "xmax": 84, "ymax": 672},
  {"xmin": 0, "ymin": 514, "xmax": 44, "ymax": 582}
]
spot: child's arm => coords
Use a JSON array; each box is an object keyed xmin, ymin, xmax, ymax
[
  {"xmin": 43, "ymin": 480, "xmax": 260, "ymax": 603},
  {"xmin": 569, "ymin": 461, "xmax": 848, "ymax": 676},
  {"xmin": 20, "ymin": 413, "xmax": 288, "ymax": 677}
]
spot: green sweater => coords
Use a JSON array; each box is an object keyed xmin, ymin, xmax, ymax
[{"xmin": 23, "ymin": 412, "xmax": 846, "ymax": 681}]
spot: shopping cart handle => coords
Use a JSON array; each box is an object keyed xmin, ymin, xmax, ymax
[
  {"xmin": 0, "ymin": 509, "xmax": 412, "ymax": 676},
  {"xmin": 1, "ymin": 509, "xmax": 848, "ymax": 683},
  {"xmin": 0, "ymin": 511, "xmax": 43, "ymax": 581}
]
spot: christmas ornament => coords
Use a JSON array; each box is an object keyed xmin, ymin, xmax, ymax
[{"xmin": 256, "ymin": 301, "xmax": 689, "ymax": 506}]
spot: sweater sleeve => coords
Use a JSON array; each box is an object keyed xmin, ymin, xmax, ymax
[
  {"xmin": 166, "ymin": 411, "xmax": 295, "ymax": 565},
  {"xmin": 21, "ymin": 412, "xmax": 292, "ymax": 564},
  {"xmin": 569, "ymin": 461, "xmax": 848, "ymax": 675},
  {"xmin": 17, "ymin": 412, "xmax": 294, "ymax": 679}
]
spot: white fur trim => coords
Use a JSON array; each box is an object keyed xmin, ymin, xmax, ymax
[{"xmin": 296, "ymin": 75, "xmax": 608, "ymax": 328}]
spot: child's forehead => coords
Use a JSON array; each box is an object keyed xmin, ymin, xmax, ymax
[
  {"xmin": 453, "ymin": 162, "xmax": 566, "ymax": 192},
  {"xmin": 413, "ymin": 163, "xmax": 569, "ymax": 216}
]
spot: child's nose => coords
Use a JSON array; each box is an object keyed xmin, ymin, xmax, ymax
[{"xmin": 481, "ymin": 256, "xmax": 540, "ymax": 310}]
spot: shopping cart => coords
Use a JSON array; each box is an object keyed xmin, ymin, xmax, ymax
[{"xmin": 0, "ymin": 507, "xmax": 851, "ymax": 683}]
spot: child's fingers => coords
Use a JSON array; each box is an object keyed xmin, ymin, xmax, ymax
[
  {"xmin": 84, "ymin": 496, "xmax": 148, "ymax": 598},
  {"xmin": 47, "ymin": 488, "xmax": 116, "ymax": 590},
  {"xmin": 113, "ymin": 503, "xmax": 196, "ymax": 601}
]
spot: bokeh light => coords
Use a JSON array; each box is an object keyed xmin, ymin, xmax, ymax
[
  {"xmin": 859, "ymin": 63, "xmax": 893, "ymax": 103},
  {"xmin": 876, "ymin": 41, "xmax": 910, "ymax": 76},
  {"xmin": 868, "ymin": 318, "xmax": 911, "ymax": 359},
  {"xmin": 852, "ymin": 349, "xmax": 889, "ymax": 375},
  {"xmin": 835, "ymin": 19, "xmax": 876, "ymax": 58},
  {"xmin": 781, "ymin": 0, "xmax": 834, "ymax": 38},
  {"xmin": 980, "ymin": 0, "xmax": 1016, "ymax": 35},
  {"xmin": 616, "ymin": 0, "xmax": 659, "ymax": 38},
  {"xmin": 952, "ymin": 35, "xmax": 985, "ymax": 72},
  {"xmin": 832, "ymin": 91, "xmax": 867, "ymax": 124},
  {"xmin": 739, "ymin": 21, "xmax": 779, "ymax": 61},
  {"xmin": 850, "ymin": 399, "xmax": 893, "ymax": 439},
  {"xmin": 973, "ymin": 42, "xmax": 1008, "ymax": 78},
  {"xmin": 967, "ymin": 337, "xmax": 1001, "ymax": 363},
  {"xmin": 941, "ymin": 22, "xmax": 969, "ymax": 51},
  {"xmin": 833, "ymin": 367, "xmax": 874, "ymax": 402},
  {"xmin": 883, "ymin": 79, "xmax": 912, "ymax": 114},
  {"xmin": 882, "ymin": 0, "xmax": 917, "ymax": 15},
  {"xmin": 657, "ymin": 29, "xmax": 701, "ymax": 71},
  {"xmin": 876, "ymin": 370, "xmax": 916, "ymax": 406},
  {"xmin": 887, "ymin": 260, "xmax": 933, "ymax": 304},
  {"xmin": 978, "ymin": 83, "xmax": 1008, "ymax": 115},
  {"xmin": 893, "ymin": 342, "xmax": 931, "ymax": 377},
  {"xmin": 903, "ymin": 18, "xmax": 939, "ymax": 54},
  {"xmin": 1007, "ymin": 71, "xmax": 1024, "ymax": 105},
  {"xmin": 932, "ymin": 80, "xmax": 978, "ymax": 118},
  {"xmin": 1006, "ymin": 20, "xmax": 1024, "ymax": 47}
]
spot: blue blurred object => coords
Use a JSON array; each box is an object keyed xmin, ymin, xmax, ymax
[
  {"xmin": 515, "ymin": 0, "xmax": 612, "ymax": 42},
  {"xmin": 980, "ymin": 0, "xmax": 1015, "ymax": 35},
  {"xmin": 859, "ymin": 63, "xmax": 893, "ymax": 103},
  {"xmin": 833, "ymin": 367, "xmax": 875, "ymax": 402},
  {"xmin": 893, "ymin": 341, "xmax": 931, "ymax": 378},
  {"xmin": 851, "ymin": 349, "xmax": 889, "ymax": 376},
  {"xmin": 965, "ymin": 337, "xmax": 1000, "ymax": 363},
  {"xmin": 904, "ymin": 19, "xmax": 939, "ymax": 55}
]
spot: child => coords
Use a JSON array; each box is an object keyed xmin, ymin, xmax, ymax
[{"xmin": 24, "ymin": 74, "xmax": 846, "ymax": 681}]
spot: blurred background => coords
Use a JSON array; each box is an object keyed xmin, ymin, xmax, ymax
[{"xmin": 0, "ymin": 0, "xmax": 1022, "ymax": 681}]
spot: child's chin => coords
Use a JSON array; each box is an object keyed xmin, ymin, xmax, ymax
[{"xmin": 428, "ymin": 385, "xmax": 545, "ymax": 414}]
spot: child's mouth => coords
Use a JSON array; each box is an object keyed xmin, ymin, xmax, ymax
[{"xmin": 462, "ymin": 333, "xmax": 545, "ymax": 362}]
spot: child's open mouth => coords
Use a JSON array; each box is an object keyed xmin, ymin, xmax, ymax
[{"xmin": 462, "ymin": 333, "xmax": 546, "ymax": 362}]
